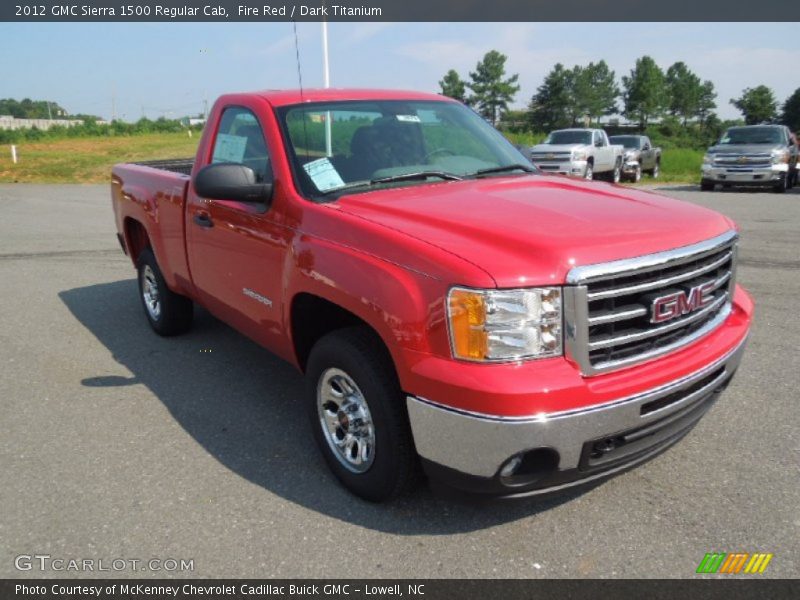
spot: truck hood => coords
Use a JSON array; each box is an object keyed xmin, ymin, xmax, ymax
[
  {"xmin": 334, "ymin": 175, "xmax": 733, "ymax": 287},
  {"xmin": 530, "ymin": 143, "xmax": 587, "ymax": 153},
  {"xmin": 709, "ymin": 143, "xmax": 782, "ymax": 154}
]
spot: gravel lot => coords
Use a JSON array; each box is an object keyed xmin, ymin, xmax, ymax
[{"xmin": 0, "ymin": 183, "xmax": 798, "ymax": 578}]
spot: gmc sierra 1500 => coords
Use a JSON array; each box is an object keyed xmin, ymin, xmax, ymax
[{"xmin": 112, "ymin": 89, "xmax": 752, "ymax": 502}]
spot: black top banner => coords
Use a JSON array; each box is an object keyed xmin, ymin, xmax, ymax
[{"xmin": 3, "ymin": 0, "xmax": 800, "ymax": 22}]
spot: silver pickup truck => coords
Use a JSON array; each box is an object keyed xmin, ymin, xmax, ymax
[
  {"xmin": 701, "ymin": 124, "xmax": 798, "ymax": 193},
  {"xmin": 609, "ymin": 135, "xmax": 662, "ymax": 183},
  {"xmin": 529, "ymin": 128, "xmax": 624, "ymax": 182}
]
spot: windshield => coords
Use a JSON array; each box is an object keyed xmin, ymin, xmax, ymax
[
  {"xmin": 275, "ymin": 100, "xmax": 534, "ymax": 199},
  {"xmin": 609, "ymin": 136, "xmax": 641, "ymax": 149},
  {"xmin": 718, "ymin": 127, "xmax": 785, "ymax": 145},
  {"xmin": 544, "ymin": 130, "xmax": 592, "ymax": 145}
]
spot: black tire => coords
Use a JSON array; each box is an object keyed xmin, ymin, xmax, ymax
[
  {"xmin": 772, "ymin": 174, "xmax": 788, "ymax": 194},
  {"xmin": 608, "ymin": 159, "xmax": 622, "ymax": 183},
  {"xmin": 649, "ymin": 160, "xmax": 660, "ymax": 178},
  {"xmin": 306, "ymin": 327, "xmax": 418, "ymax": 502},
  {"xmin": 136, "ymin": 248, "xmax": 193, "ymax": 336},
  {"xmin": 627, "ymin": 164, "xmax": 642, "ymax": 183},
  {"xmin": 700, "ymin": 181, "xmax": 715, "ymax": 191}
]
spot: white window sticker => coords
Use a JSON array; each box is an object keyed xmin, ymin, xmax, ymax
[
  {"xmin": 396, "ymin": 114, "xmax": 421, "ymax": 123},
  {"xmin": 212, "ymin": 134, "xmax": 247, "ymax": 163},
  {"xmin": 302, "ymin": 157, "xmax": 345, "ymax": 192}
]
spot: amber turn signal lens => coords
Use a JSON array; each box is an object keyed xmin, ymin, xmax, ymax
[{"xmin": 448, "ymin": 289, "xmax": 488, "ymax": 360}]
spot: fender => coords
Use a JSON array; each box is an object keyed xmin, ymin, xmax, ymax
[{"xmin": 283, "ymin": 233, "xmax": 450, "ymax": 387}]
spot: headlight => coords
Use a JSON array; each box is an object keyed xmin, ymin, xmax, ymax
[
  {"xmin": 772, "ymin": 150, "xmax": 790, "ymax": 164},
  {"xmin": 702, "ymin": 153, "xmax": 714, "ymax": 165},
  {"xmin": 572, "ymin": 151, "xmax": 588, "ymax": 161},
  {"xmin": 447, "ymin": 287, "xmax": 562, "ymax": 362}
]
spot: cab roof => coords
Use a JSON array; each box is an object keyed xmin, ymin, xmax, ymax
[{"xmin": 251, "ymin": 88, "xmax": 455, "ymax": 107}]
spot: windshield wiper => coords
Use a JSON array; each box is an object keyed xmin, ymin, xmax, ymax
[
  {"xmin": 370, "ymin": 171, "xmax": 463, "ymax": 184},
  {"xmin": 470, "ymin": 164, "xmax": 536, "ymax": 177},
  {"xmin": 319, "ymin": 171, "xmax": 462, "ymax": 198}
]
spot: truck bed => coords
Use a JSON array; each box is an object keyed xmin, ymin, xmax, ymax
[{"xmin": 131, "ymin": 158, "xmax": 194, "ymax": 176}]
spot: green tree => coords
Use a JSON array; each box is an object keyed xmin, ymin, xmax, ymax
[
  {"xmin": 0, "ymin": 98, "xmax": 69, "ymax": 119},
  {"xmin": 572, "ymin": 60, "xmax": 619, "ymax": 124},
  {"xmin": 696, "ymin": 80, "xmax": 718, "ymax": 126},
  {"xmin": 780, "ymin": 87, "xmax": 800, "ymax": 131},
  {"xmin": 439, "ymin": 69, "xmax": 468, "ymax": 104},
  {"xmin": 528, "ymin": 63, "xmax": 576, "ymax": 131},
  {"xmin": 665, "ymin": 62, "xmax": 702, "ymax": 125},
  {"xmin": 622, "ymin": 56, "xmax": 667, "ymax": 129},
  {"xmin": 467, "ymin": 50, "xmax": 520, "ymax": 126},
  {"xmin": 730, "ymin": 85, "xmax": 778, "ymax": 124}
]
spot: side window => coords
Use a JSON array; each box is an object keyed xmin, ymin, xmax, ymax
[
  {"xmin": 211, "ymin": 107, "xmax": 272, "ymax": 183},
  {"xmin": 594, "ymin": 131, "xmax": 604, "ymax": 146}
]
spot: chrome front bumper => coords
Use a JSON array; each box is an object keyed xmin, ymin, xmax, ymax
[
  {"xmin": 532, "ymin": 160, "xmax": 587, "ymax": 177},
  {"xmin": 701, "ymin": 163, "xmax": 787, "ymax": 183},
  {"xmin": 407, "ymin": 336, "xmax": 747, "ymax": 496}
]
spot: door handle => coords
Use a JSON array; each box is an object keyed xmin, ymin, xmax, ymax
[{"xmin": 193, "ymin": 212, "xmax": 213, "ymax": 228}]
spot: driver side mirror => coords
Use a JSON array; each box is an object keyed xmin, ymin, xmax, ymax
[
  {"xmin": 594, "ymin": 140, "xmax": 603, "ymax": 147},
  {"xmin": 194, "ymin": 163, "xmax": 273, "ymax": 205}
]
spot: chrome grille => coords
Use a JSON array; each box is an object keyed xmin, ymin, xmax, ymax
[
  {"xmin": 531, "ymin": 152, "xmax": 572, "ymax": 162},
  {"xmin": 713, "ymin": 153, "xmax": 771, "ymax": 169},
  {"xmin": 564, "ymin": 231, "xmax": 737, "ymax": 375}
]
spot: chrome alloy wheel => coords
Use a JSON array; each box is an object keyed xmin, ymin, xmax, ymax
[
  {"xmin": 317, "ymin": 368, "xmax": 376, "ymax": 473},
  {"xmin": 141, "ymin": 265, "xmax": 161, "ymax": 320}
]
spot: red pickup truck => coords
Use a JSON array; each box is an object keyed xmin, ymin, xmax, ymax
[{"xmin": 112, "ymin": 89, "xmax": 753, "ymax": 502}]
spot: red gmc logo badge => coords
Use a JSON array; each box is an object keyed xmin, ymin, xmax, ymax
[{"xmin": 651, "ymin": 282, "xmax": 716, "ymax": 324}]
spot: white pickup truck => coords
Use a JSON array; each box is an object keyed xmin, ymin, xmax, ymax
[{"xmin": 529, "ymin": 129, "xmax": 624, "ymax": 182}]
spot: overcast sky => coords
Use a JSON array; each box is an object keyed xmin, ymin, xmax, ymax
[{"xmin": 2, "ymin": 22, "xmax": 797, "ymax": 121}]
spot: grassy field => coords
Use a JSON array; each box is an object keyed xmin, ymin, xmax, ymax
[
  {"xmin": 0, "ymin": 133, "xmax": 199, "ymax": 183},
  {"xmin": 0, "ymin": 131, "xmax": 703, "ymax": 185}
]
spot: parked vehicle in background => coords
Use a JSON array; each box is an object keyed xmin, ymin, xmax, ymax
[
  {"xmin": 529, "ymin": 129, "xmax": 624, "ymax": 182},
  {"xmin": 609, "ymin": 135, "xmax": 661, "ymax": 183},
  {"xmin": 701, "ymin": 124, "xmax": 798, "ymax": 193},
  {"xmin": 111, "ymin": 89, "xmax": 753, "ymax": 502}
]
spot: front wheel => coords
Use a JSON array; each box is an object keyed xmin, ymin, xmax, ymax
[
  {"xmin": 306, "ymin": 328, "xmax": 418, "ymax": 502},
  {"xmin": 700, "ymin": 181, "xmax": 715, "ymax": 191},
  {"xmin": 584, "ymin": 162, "xmax": 594, "ymax": 180},
  {"xmin": 650, "ymin": 161, "xmax": 660, "ymax": 178},
  {"xmin": 137, "ymin": 248, "xmax": 193, "ymax": 336},
  {"xmin": 772, "ymin": 174, "xmax": 788, "ymax": 194},
  {"xmin": 628, "ymin": 164, "xmax": 642, "ymax": 183}
]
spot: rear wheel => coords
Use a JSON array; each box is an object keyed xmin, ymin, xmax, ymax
[
  {"xmin": 609, "ymin": 160, "xmax": 622, "ymax": 183},
  {"xmin": 137, "ymin": 248, "xmax": 193, "ymax": 336},
  {"xmin": 306, "ymin": 327, "xmax": 418, "ymax": 502}
]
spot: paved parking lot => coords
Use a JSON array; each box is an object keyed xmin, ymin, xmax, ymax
[{"xmin": 0, "ymin": 183, "xmax": 798, "ymax": 578}]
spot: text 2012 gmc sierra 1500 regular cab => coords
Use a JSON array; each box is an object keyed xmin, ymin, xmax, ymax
[{"xmin": 112, "ymin": 89, "xmax": 753, "ymax": 502}]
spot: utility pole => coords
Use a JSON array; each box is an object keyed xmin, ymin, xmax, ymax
[
  {"xmin": 47, "ymin": 101, "xmax": 52, "ymax": 121},
  {"xmin": 322, "ymin": 17, "xmax": 332, "ymax": 157},
  {"xmin": 111, "ymin": 84, "xmax": 117, "ymax": 122}
]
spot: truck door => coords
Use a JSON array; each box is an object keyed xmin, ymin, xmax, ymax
[
  {"xmin": 594, "ymin": 131, "xmax": 611, "ymax": 170},
  {"xmin": 641, "ymin": 138, "xmax": 653, "ymax": 169},
  {"xmin": 185, "ymin": 104, "xmax": 291, "ymax": 353}
]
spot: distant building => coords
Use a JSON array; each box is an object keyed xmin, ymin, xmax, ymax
[{"xmin": 0, "ymin": 115, "xmax": 84, "ymax": 131}]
